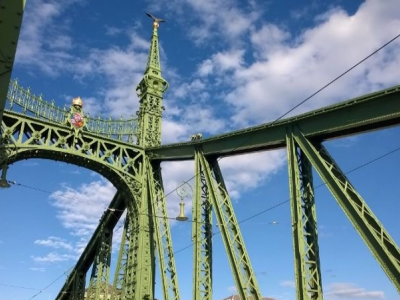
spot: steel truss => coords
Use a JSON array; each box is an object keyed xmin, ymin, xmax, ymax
[
  {"xmin": 196, "ymin": 148, "xmax": 262, "ymax": 300},
  {"xmin": 87, "ymin": 227, "xmax": 113, "ymax": 300},
  {"xmin": 287, "ymin": 129, "xmax": 323, "ymax": 300},
  {"xmin": 148, "ymin": 162, "xmax": 181, "ymax": 300},
  {"xmin": 291, "ymin": 127, "xmax": 400, "ymax": 293},
  {"xmin": 193, "ymin": 149, "xmax": 213, "ymax": 300},
  {"xmin": 70, "ymin": 271, "xmax": 85, "ymax": 300}
]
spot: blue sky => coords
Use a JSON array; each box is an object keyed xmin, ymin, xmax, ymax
[{"xmin": 1, "ymin": 0, "xmax": 400, "ymax": 300}]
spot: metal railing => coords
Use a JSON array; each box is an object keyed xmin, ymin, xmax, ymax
[{"xmin": 5, "ymin": 79, "xmax": 138, "ymax": 141}]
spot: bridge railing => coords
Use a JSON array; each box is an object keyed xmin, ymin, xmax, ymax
[{"xmin": 5, "ymin": 79, "xmax": 138, "ymax": 142}]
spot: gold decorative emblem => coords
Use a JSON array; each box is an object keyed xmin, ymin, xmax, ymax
[{"xmin": 72, "ymin": 96, "xmax": 83, "ymax": 107}]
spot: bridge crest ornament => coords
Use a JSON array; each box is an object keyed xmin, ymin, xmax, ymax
[{"xmin": 67, "ymin": 97, "xmax": 87, "ymax": 133}]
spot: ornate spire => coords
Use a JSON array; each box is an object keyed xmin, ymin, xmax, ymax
[
  {"xmin": 135, "ymin": 13, "xmax": 169, "ymax": 147},
  {"xmin": 144, "ymin": 12, "xmax": 165, "ymax": 75}
]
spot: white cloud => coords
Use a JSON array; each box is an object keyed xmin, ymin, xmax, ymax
[
  {"xmin": 50, "ymin": 179, "xmax": 116, "ymax": 237},
  {"xmin": 184, "ymin": 0, "xmax": 259, "ymax": 42},
  {"xmin": 31, "ymin": 252, "xmax": 76, "ymax": 263},
  {"xmin": 280, "ymin": 280, "xmax": 295, "ymax": 288},
  {"xmin": 192, "ymin": 0, "xmax": 400, "ymax": 127},
  {"xmin": 219, "ymin": 150, "xmax": 287, "ymax": 199},
  {"xmin": 250, "ymin": 24, "xmax": 291, "ymax": 58},
  {"xmin": 161, "ymin": 119, "xmax": 190, "ymax": 144},
  {"xmin": 172, "ymin": 79, "xmax": 207, "ymax": 99},
  {"xmin": 161, "ymin": 104, "xmax": 225, "ymax": 144},
  {"xmin": 105, "ymin": 25, "xmax": 124, "ymax": 37},
  {"xmin": 30, "ymin": 267, "xmax": 46, "ymax": 272},
  {"xmin": 16, "ymin": 0, "xmax": 150, "ymax": 119},
  {"xmin": 227, "ymin": 285, "xmax": 237, "ymax": 294},
  {"xmin": 34, "ymin": 237, "xmax": 74, "ymax": 251},
  {"xmin": 16, "ymin": 0, "xmax": 76, "ymax": 76},
  {"xmin": 197, "ymin": 50, "xmax": 245, "ymax": 76},
  {"xmin": 326, "ymin": 282, "xmax": 385, "ymax": 299}
]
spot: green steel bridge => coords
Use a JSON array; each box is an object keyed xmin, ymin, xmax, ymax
[{"xmin": 1, "ymin": 1, "xmax": 399, "ymax": 300}]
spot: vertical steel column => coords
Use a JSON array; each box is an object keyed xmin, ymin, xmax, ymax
[
  {"xmin": 197, "ymin": 150, "xmax": 262, "ymax": 300},
  {"xmin": 192, "ymin": 149, "xmax": 213, "ymax": 300},
  {"xmin": 131, "ymin": 159, "xmax": 156, "ymax": 300},
  {"xmin": 122, "ymin": 215, "xmax": 140, "ymax": 300},
  {"xmin": 286, "ymin": 129, "xmax": 323, "ymax": 300},
  {"xmin": 148, "ymin": 162, "xmax": 181, "ymax": 300},
  {"xmin": 0, "ymin": 0, "xmax": 25, "ymax": 123},
  {"xmin": 293, "ymin": 128, "xmax": 400, "ymax": 293},
  {"xmin": 87, "ymin": 227, "xmax": 113, "ymax": 300}
]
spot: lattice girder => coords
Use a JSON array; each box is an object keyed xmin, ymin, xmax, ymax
[
  {"xmin": 86, "ymin": 228, "xmax": 113, "ymax": 300},
  {"xmin": 1, "ymin": 111, "xmax": 144, "ymax": 191},
  {"xmin": 119, "ymin": 157, "xmax": 157, "ymax": 300},
  {"xmin": 292, "ymin": 127, "xmax": 400, "ymax": 293},
  {"xmin": 70, "ymin": 271, "xmax": 86, "ymax": 300},
  {"xmin": 113, "ymin": 215, "xmax": 141, "ymax": 300},
  {"xmin": 148, "ymin": 162, "xmax": 181, "ymax": 300},
  {"xmin": 196, "ymin": 150, "xmax": 262, "ymax": 300},
  {"xmin": 193, "ymin": 149, "xmax": 213, "ymax": 300},
  {"xmin": 286, "ymin": 129, "xmax": 323, "ymax": 300},
  {"xmin": 112, "ymin": 217, "xmax": 130, "ymax": 300}
]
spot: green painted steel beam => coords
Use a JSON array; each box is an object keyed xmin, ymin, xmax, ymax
[
  {"xmin": 87, "ymin": 227, "xmax": 113, "ymax": 300},
  {"xmin": 287, "ymin": 129, "xmax": 323, "ymax": 300},
  {"xmin": 193, "ymin": 150, "xmax": 213, "ymax": 300},
  {"xmin": 0, "ymin": 0, "xmax": 25, "ymax": 123},
  {"xmin": 149, "ymin": 163, "xmax": 181, "ymax": 300},
  {"xmin": 55, "ymin": 192, "xmax": 125, "ymax": 300},
  {"xmin": 132, "ymin": 157, "xmax": 156, "ymax": 300},
  {"xmin": 197, "ymin": 149, "xmax": 262, "ymax": 300},
  {"xmin": 148, "ymin": 85, "xmax": 400, "ymax": 161},
  {"xmin": 293, "ymin": 128, "xmax": 400, "ymax": 293}
]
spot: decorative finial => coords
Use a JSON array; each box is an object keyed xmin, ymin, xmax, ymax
[
  {"xmin": 146, "ymin": 12, "xmax": 166, "ymax": 28},
  {"xmin": 72, "ymin": 96, "xmax": 83, "ymax": 108}
]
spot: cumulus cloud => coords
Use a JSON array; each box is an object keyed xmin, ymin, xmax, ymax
[
  {"xmin": 16, "ymin": 0, "xmax": 76, "ymax": 76},
  {"xmin": 279, "ymin": 280, "xmax": 295, "ymax": 288},
  {"xmin": 30, "ymin": 267, "xmax": 46, "ymax": 272},
  {"xmin": 194, "ymin": 0, "xmax": 400, "ymax": 127},
  {"xmin": 326, "ymin": 283, "xmax": 385, "ymax": 299},
  {"xmin": 31, "ymin": 252, "xmax": 76, "ymax": 263},
  {"xmin": 219, "ymin": 151, "xmax": 287, "ymax": 199},
  {"xmin": 50, "ymin": 179, "xmax": 117, "ymax": 237},
  {"xmin": 34, "ymin": 237, "xmax": 74, "ymax": 251},
  {"xmin": 47, "ymin": 179, "xmax": 128, "ymax": 257}
]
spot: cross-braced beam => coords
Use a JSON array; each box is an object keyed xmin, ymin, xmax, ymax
[
  {"xmin": 193, "ymin": 149, "xmax": 213, "ymax": 300},
  {"xmin": 148, "ymin": 162, "xmax": 181, "ymax": 300},
  {"xmin": 86, "ymin": 228, "xmax": 113, "ymax": 300},
  {"xmin": 293, "ymin": 127, "xmax": 400, "ymax": 293},
  {"xmin": 287, "ymin": 129, "xmax": 323, "ymax": 300},
  {"xmin": 196, "ymin": 149, "xmax": 262, "ymax": 300},
  {"xmin": 112, "ymin": 215, "xmax": 137, "ymax": 300},
  {"xmin": 70, "ymin": 271, "xmax": 85, "ymax": 300}
]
